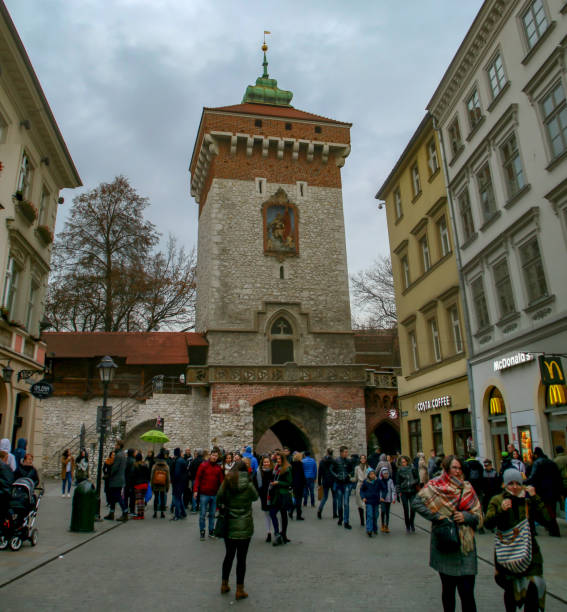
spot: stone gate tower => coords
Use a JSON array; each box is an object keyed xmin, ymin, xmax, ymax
[{"xmin": 188, "ymin": 44, "xmax": 367, "ymax": 457}]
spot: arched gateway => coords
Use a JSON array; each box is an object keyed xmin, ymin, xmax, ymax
[{"xmin": 253, "ymin": 396, "xmax": 326, "ymax": 456}]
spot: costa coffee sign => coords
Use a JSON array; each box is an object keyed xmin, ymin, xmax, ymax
[{"xmin": 416, "ymin": 395, "xmax": 452, "ymax": 412}]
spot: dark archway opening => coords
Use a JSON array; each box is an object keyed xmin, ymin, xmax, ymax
[
  {"xmin": 270, "ymin": 420, "xmax": 311, "ymax": 453},
  {"xmin": 369, "ymin": 421, "xmax": 400, "ymax": 455}
]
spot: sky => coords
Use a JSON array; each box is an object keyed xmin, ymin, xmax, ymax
[{"xmin": 5, "ymin": 0, "xmax": 484, "ymax": 279}]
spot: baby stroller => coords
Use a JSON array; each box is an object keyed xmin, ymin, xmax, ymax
[{"xmin": 0, "ymin": 477, "xmax": 43, "ymax": 551}]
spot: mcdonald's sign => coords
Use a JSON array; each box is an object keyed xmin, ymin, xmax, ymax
[
  {"xmin": 548, "ymin": 384, "xmax": 567, "ymax": 406},
  {"xmin": 489, "ymin": 397, "xmax": 504, "ymax": 415},
  {"xmin": 539, "ymin": 356, "xmax": 565, "ymax": 385}
]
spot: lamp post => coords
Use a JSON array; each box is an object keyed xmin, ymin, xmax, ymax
[{"xmin": 95, "ymin": 355, "xmax": 117, "ymax": 519}]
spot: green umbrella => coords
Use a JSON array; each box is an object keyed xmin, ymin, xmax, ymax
[{"xmin": 140, "ymin": 430, "xmax": 170, "ymax": 444}]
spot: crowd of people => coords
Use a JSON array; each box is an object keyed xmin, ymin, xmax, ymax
[{"xmin": 50, "ymin": 439, "xmax": 567, "ymax": 608}]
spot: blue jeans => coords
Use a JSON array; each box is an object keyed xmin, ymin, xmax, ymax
[
  {"xmin": 199, "ymin": 494, "xmax": 216, "ymax": 532},
  {"xmin": 62, "ymin": 472, "xmax": 72, "ymax": 494},
  {"xmin": 173, "ymin": 492, "xmax": 186, "ymax": 518},
  {"xmin": 365, "ymin": 503, "xmax": 379, "ymax": 533},
  {"xmin": 335, "ymin": 483, "xmax": 351, "ymax": 524},
  {"xmin": 318, "ymin": 483, "xmax": 338, "ymax": 515},
  {"xmin": 303, "ymin": 478, "xmax": 315, "ymax": 506}
]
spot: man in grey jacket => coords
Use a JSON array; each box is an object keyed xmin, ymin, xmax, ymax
[{"xmin": 104, "ymin": 440, "xmax": 128, "ymax": 522}]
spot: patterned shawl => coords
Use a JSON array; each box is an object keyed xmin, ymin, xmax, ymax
[{"xmin": 418, "ymin": 471, "xmax": 482, "ymax": 554}]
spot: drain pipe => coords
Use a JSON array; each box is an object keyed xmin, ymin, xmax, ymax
[{"xmin": 432, "ymin": 113, "xmax": 479, "ymax": 453}]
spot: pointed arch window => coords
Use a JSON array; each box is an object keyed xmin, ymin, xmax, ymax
[{"xmin": 270, "ymin": 317, "xmax": 294, "ymax": 364}]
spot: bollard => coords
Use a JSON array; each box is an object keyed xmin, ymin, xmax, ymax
[{"xmin": 70, "ymin": 479, "xmax": 97, "ymax": 532}]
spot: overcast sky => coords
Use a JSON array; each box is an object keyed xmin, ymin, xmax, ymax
[{"xmin": 5, "ymin": 0, "xmax": 483, "ymax": 279}]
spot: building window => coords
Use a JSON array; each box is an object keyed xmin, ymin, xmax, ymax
[
  {"xmin": 0, "ymin": 114, "xmax": 7, "ymax": 144},
  {"xmin": 452, "ymin": 410, "xmax": 472, "ymax": 457},
  {"xmin": 487, "ymin": 53, "xmax": 507, "ymax": 99},
  {"xmin": 16, "ymin": 152, "xmax": 33, "ymax": 199},
  {"xmin": 26, "ymin": 281, "xmax": 38, "ymax": 330},
  {"xmin": 420, "ymin": 235, "xmax": 431, "ymax": 273},
  {"xmin": 256, "ymin": 178, "xmax": 266, "ymax": 195},
  {"xmin": 315, "ymin": 125, "xmax": 322, "ymax": 134},
  {"xmin": 270, "ymin": 317, "xmax": 294, "ymax": 364},
  {"xmin": 541, "ymin": 82, "xmax": 567, "ymax": 160},
  {"xmin": 448, "ymin": 117, "xmax": 463, "ymax": 157},
  {"xmin": 500, "ymin": 133, "xmax": 525, "ymax": 198},
  {"xmin": 285, "ymin": 123, "xmax": 292, "ymax": 130},
  {"xmin": 457, "ymin": 188, "xmax": 475, "ymax": 242},
  {"xmin": 438, "ymin": 216, "xmax": 451, "ymax": 257},
  {"xmin": 449, "ymin": 306, "xmax": 463, "ymax": 354},
  {"xmin": 493, "ymin": 258, "xmax": 516, "ymax": 318},
  {"xmin": 522, "ymin": 0, "xmax": 548, "ymax": 50},
  {"xmin": 466, "ymin": 88, "xmax": 483, "ymax": 130},
  {"xmin": 432, "ymin": 414, "xmax": 443, "ymax": 455},
  {"xmin": 297, "ymin": 181, "xmax": 307, "ymax": 198},
  {"xmin": 38, "ymin": 187, "xmax": 50, "ymax": 226},
  {"xmin": 279, "ymin": 266, "xmax": 284, "ymax": 280},
  {"xmin": 408, "ymin": 419, "xmax": 422, "ymax": 458},
  {"xmin": 409, "ymin": 330, "xmax": 419, "ymax": 371},
  {"xmin": 254, "ymin": 119, "xmax": 262, "ymax": 128},
  {"xmin": 519, "ymin": 237, "xmax": 548, "ymax": 304},
  {"xmin": 401, "ymin": 255, "xmax": 410, "ymax": 289},
  {"xmin": 476, "ymin": 163, "xmax": 497, "ymax": 222},
  {"xmin": 471, "ymin": 276, "xmax": 490, "ymax": 330},
  {"xmin": 394, "ymin": 188, "xmax": 402, "ymax": 220},
  {"xmin": 411, "ymin": 163, "xmax": 421, "ymax": 197},
  {"xmin": 2, "ymin": 257, "xmax": 20, "ymax": 319},
  {"xmin": 427, "ymin": 139, "xmax": 439, "ymax": 175},
  {"xmin": 430, "ymin": 318, "xmax": 442, "ymax": 362}
]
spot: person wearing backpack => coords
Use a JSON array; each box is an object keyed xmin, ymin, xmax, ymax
[
  {"xmin": 150, "ymin": 451, "xmax": 171, "ymax": 519},
  {"xmin": 396, "ymin": 455, "xmax": 418, "ymax": 532}
]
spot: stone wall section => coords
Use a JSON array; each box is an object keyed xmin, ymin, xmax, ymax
[
  {"xmin": 196, "ymin": 178, "xmax": 353, "ymax": 354},
  {"xmin": 327, "ymin": 405, "xmax": 367, "ymax": 456}
]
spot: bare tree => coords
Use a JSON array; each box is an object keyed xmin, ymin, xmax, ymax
[
  {"xmin": 351, "ymin": 255, "xmax": 397, "ymax": 329},
  {"xmin": 45, "ymin": 176, "xmax": 196, "ymax": 332}
]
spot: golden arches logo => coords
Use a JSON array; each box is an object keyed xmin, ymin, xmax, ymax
[
  {"xmin": 544, "ymin": 360, "xmax": 564, "ymax": 382},
  {"xmin": 548, "ymin": 384, "xmax": 566, "ymax": 406},
  {"xmin": 539, "ymin": 356, "xmax": 565, "ymax": 385}
]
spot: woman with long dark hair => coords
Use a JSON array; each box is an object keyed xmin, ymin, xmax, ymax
[
  {"xmin": 216, "ymin": 460, "xmax": 258, "ymax": 600},
  {"xmin": 132, "ymin": 452, "xmax": 151, "ymax": 519},
  {"xmin": 255, "ymin": 455, "xmax": 274, "ymax": 542},
  {"xmin": 289, "ymin": 452, "xmax": 305, "ymax": 520},
  {"xmin": 268, "ymin": 451, "xmax": 292, "ymax": 546},
  {"xmin": 75, "ymin": 448, "xmax": 89, "ymax": 483},
  {"xmin": 102, "ymin": 451, "xmax": 115, "ymax": 509},
  {"xmin": 61, "ymin": 449, "xmax": 74, "ymax": 497},
  {"xmin": 413, "ymin": 455, "xmax": 482, "ymax": 612}
]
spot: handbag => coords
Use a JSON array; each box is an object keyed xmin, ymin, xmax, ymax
[
  {"xmin": 317, "ymin": 485, "xmax": 323, "ymax": 501},
  {"xmin": 214, "ymin": 506, "xmax": 229, "ymax": 538},
  {"xmin": 494, "ymin": 501, "xmax": 532, "ymax": 573},
  {"xmin": 434, "ymin": 488, "xmax": 463, "ymax": 553}
]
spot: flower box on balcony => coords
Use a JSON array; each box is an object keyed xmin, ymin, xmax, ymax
[
  {"xmin": 15, "ymin": 199, "xmax": 38, "ymax": 224},
  {"xmin": 36, "ymin": 224, "xmax": 54, "ymax": 245}
]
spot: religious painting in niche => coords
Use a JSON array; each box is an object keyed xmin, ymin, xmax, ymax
[{"xmin": 262, "ymin": 188, "xmax": 299, "ymax": 258}]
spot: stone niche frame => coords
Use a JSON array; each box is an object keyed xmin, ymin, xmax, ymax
[{"xmin": 262, "ymin": 188, "xmax": 299, "ymax": 260}]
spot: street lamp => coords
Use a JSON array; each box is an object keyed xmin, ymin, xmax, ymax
[
  {"xmin": 95, "ymin": 355, "xmax": 117, "ymax": 519},
  {"xmin": 1, "ymin": 362, "xmax": 14, "ymax": 384}
]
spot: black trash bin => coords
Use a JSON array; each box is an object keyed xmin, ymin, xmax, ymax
[{"xmin": 70, "ymin": 480, "xmax": 97, "ymax": 532}]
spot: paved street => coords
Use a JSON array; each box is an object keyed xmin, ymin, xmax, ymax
[{"xmin": 1, "ymin": 481, "xmax": 566, "ymax": 611}]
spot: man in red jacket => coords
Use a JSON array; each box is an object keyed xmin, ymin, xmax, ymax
[{"xmin": 193, "ymin": 447, "xmax": 224, "ymax": 540}]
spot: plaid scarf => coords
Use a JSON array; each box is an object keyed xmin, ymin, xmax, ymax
[{"xmin": 418, "ymin": 471, "xmax": 482, "ymax": 554}]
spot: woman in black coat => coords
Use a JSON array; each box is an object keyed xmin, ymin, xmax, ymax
[
  {"xmin": 255, "ymin": 456, "xmax": 274, "ymax": 542},
  {"xmin": 289, "ymin": 452, "xmax": 306, "ymax": 520}
]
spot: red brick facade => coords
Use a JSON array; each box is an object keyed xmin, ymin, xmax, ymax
[
  {"xmin": 211, "ymin": 383, "xmax": 365, "ymax": 413},
  {"xmin": 365, "ymin": 388, "xmax": 399, "ymax": 440}
]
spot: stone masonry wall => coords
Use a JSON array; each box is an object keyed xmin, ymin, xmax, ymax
[{"xmin": 196, "ymin": 179, "xmax": 353, "ymax": 359}]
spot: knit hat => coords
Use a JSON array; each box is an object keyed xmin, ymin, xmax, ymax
[
  {"xmin": 366, "ymin": 467, "xmax": 376, "ymax": 476},
  {"xmin": 502, "ymin": 468, "xmax": 523, "ymax": 486},
  {"xmin": 245, "ymin": 446, "xmax": 252, "ymax": 453}
]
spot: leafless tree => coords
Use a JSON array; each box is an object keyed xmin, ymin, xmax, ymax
[
  {"xmin": 45, "ymin": 176, "xmax": 196, "ymax": 332},
  {"xmin": 351, "ymin": 255, "xmax": 397, "ymax": 329}
]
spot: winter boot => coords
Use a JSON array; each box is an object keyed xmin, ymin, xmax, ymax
[
  {"xmin": 358, "ymin": 508, "xmax": 364, "ymax": 526},
  {"xmin": 220, "ymin": 580, "xmax": 230, "ymax": 594},
  {"xmin": 235, "ymin": 584, "xmax": 248, "ymax": 600}
]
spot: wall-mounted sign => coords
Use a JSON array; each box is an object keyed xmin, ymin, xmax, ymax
[
  {"xmin": 493, "ymin": 351, "xmax": 534, "ymax": 372},
  {"xmin": 539, "ymin": 356, "xmax": 565, "ymax": 385},
  {"xmin": 30, "ymin": 380, "xmax": 53, "ymax": 400},
  {"xmin": 388, "ymin": 408, "xmax": 398, "ymax": 420},
  {"xmin": 416, "ymin": 395, "xmax": 452, "ymax": 412}
]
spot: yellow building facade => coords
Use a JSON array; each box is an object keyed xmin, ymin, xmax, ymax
[
  {"xmin": 0, "ymin": 4, "xmax": 81, "ymax": 465},
  {"xmin": 377, "ymin": 114, "xmax": 471, "ymax": 460}
]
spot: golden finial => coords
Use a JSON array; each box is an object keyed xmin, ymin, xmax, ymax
[{"xmin": 263, "ymin": 30, "xmax": 270, "ymax": 52}]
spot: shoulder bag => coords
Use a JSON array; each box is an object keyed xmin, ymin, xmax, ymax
[
  {"xmin": 434, "ymin": 489, "xmax": 463, "ymax": 553},
  {"xmin": 494, "ymin": 501, "xmax": 532, "ymax": 573}
]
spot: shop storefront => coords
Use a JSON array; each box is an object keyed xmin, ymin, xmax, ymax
[{"xmin": 399, "ymin": 376, "xmax": 470, "ymax": 458}]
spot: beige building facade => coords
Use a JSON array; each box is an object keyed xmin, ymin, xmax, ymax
[
  {"xmin": 0, "ymin": 3, "xmax": 81, "ymax": 465},
  {"xmin": 377, "ymin": 114, "xmax": 471, "ymax": 459}
]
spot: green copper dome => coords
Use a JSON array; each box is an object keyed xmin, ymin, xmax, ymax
[{"xmin": 242, "ymin": 48, "xmax": 293, "ymax": 107}]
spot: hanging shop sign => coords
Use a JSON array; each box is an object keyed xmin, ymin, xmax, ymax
[
  {"xmin": 416, "ymin": 395, "xmax": 452, "ymax": 412},
  {"xmin": 539, "ymin": 356, "xmax": 565, "ymax": 385},
  {"xmin": 493, "ymin": 351, "xmax": 534, "ymax": 372},
  {"xmin": 30, "ymin": 380, "xmax": 53, "ymax": 399}
]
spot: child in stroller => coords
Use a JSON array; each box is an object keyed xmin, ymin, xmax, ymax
[{"xmin": 0, "ymin": 477, "xmax": 43, "ymax": 551}]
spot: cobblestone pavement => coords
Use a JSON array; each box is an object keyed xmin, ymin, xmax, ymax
[{"xmin": 1, "ymin": 482, "xmax": 566, "ymax": 611}]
